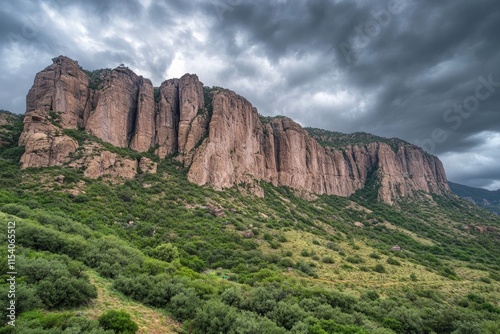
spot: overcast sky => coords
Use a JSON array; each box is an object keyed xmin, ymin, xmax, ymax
[{"xmin": 1, "ymin": 0, "xmax": 499, "ymax": 190}]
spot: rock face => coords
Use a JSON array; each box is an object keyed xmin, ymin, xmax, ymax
[
  {"xmin": 19, "ymin": 56, "xmax": 450, "ymax": 202},
  {"xmin": 186, "ymin": 92, "xmax": 449, "ymax": 204}
]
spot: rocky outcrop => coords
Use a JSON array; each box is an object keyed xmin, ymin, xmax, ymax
[
  {"xmin": 85, "ymin": 67, "xmax": 141, "ymax": 148},
  {"xmin": 155, "ymin": 79, "xmax": 180, "ymax": 158},
  {"xmin": 177, "ymin": 74, "xmax": 205, "ymax": 154},
  {"xmin": 20, "ymin": 132, "xmax": 78, "ymax": 168},
  {"xmin": 186, "ymin": 93, "xmax": 449, "ymax": 203},
  {"xmin": 19, "ymin": 56, "xmax": 450, "ymax": 203}
]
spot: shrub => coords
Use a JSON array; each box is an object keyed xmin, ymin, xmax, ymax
[
  {"xmin": 326, "ymin": 242, "xmax": 339, "ymax": 251},
  {"xmin": 168, "ymin": 288, "xmax": 201, "ymax": 321},
  {"xmin": 346, "ymin": 255, "xmax": 364, "ymax": 264},
  {"xmin": 361, "ymin": 290, "xmax": 380, "ymax": 301},
  {"xmin": 191, "ymin": 300, "xmax": 238, "ymax": 333},
  {"xmin": 221, "ymin": 287, "xmax": 244, "ymax": 308},
  {"xmin": 98, "ymin": 310, "xmax": 138, "ymax": 334},
  {"xmin": 269, "ymin": 301, "xmax": 307, "ymax": 330},
  {"xmin": 301, "ymin": 249, "xmax": 311, "ymax": 257},
  {"xmin": 373, "ymin": 264, "xmax": 386, "ymax": 273},
  {"xmin": 387, "ymin": 257, "xmax": 401, "ymax": 266},
  {"xmin": 1, "ymin": 203, "xmax": 32, "ymax": 218},
  {"xmin": 322, "ymin": 256, "xmax": 334, "ymax": 264},
  {"xmin": 479, "ymin": 277, "xmax": 491, "ymax": 284},
  {"xmin": 369, "ymin": 252, "xmax": 381, "ymax": 259},
  {"xmin": 19, "ymin": 256, "xmax": 97, "ymax": 310},
  {"xmin": 150, "ymin": 243, "xmax": 179, "ymax": 262},
  {"xmin": 295, "ymin": 262, "xmax": 317, "ymax": 277}
]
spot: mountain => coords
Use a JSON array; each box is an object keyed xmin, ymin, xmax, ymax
[
  {"xmin": 19, "ymin": 56, "xmax": 449, "ymax": 204},
  {"xmin": 449, "ymin": 181, "xmax": 500, "ymax": 214}
]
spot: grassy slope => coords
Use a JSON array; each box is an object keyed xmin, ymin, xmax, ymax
[{"xmin": 78, "ymin": 271, "xmax": 181, "ymax": 334}]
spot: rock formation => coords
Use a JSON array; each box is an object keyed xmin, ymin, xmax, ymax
[{"xmin": 19, "ymin": 56, "xmax": 450, "ymax": 202}]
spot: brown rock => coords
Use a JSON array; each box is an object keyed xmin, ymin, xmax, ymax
[
  {"xmin": 139, "ymin": 157, "xmax": 157, "ymax": 174},
  {"xmin": 130, "ymin": 78, "xmax": 155, "ymax": 152},
  {"xmin": 20, "ymin": 132, "xmax": 78, "ymax": 169},
  {"xmin": 242, "ymin": 230, "xmax": 255, "ymax": 238},
  {"xmin": 177, "ymin": 74, "xmax": 205, "ymax": 153},
  {"xmin": 207, "ymin": 204, "xmax": 226, "ymax": 217},
  {"xmin": 82, "ymin": 150, "xmax": 137, "ymax": 179},
  {"xmin": 21, "ymin": 56, "xmax": 90, "ymax": 134},
  {"xmin": 155, "ymin": 79, "xmax": 180, "ymax": 158},
  {"xmin": 19, "ymin": 56, "xmax": 450, "ymax": 204},
  {"xmin": 85, "ymin": 67, "xmax": 141, "ymax": 147},
  {"xmin": 188, "ymin": 90, "xmax": 449, "ymax": 204}
]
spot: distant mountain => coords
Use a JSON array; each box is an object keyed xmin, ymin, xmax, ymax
[{"xmin": 449, "ymin": 181, "xmax": 500, "ymax": 214}]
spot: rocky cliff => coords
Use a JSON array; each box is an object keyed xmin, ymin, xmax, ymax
[{"xmin": 19, "ymin": 56, "xmax": 449, "ymax": 202}]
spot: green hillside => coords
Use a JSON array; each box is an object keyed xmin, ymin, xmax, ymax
[
  {"xmin": 449, "ymin": 181, "xmax": 500, "ymax": 215},
  {"xmin": 305, "ymin": 127, "xmax": 409, "ymax": 152},
  {"xmin": 1, "ymin": 111, "xmax": 499, "ymax": 333}
]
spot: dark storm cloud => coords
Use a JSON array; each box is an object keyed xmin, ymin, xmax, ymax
[{"xmin": 0, "ymin": 0, "xmax": 499, "ymax": 189}]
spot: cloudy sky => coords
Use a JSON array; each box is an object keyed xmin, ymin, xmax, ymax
[{"xmin": 1, "ymin": 0, "xmax": 499, "ymax": 189}]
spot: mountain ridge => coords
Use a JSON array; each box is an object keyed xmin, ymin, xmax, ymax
[
  {"xmin": 449, "ymin": 181, "xmax": 500, "ymax": 215},
  {"xmin": 19, "ymin": 55, "xmax": 449, "ymax": 204}
]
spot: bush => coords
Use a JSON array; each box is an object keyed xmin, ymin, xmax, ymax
[
  {"xmin": 361, "ymin": 290, "xmax": 380, "ymax": 301},
  {"xmin": 19, "ymin": 256, "xmax": 97, "ymax": 309},
  {"xmin": 346, "ymin": 255, "xmax": 364, "ymax": 264},
  {"xmin": 326, "ymin": 242, "xmax": 339, "ymax": 251},
  {"xmin": 301, "ymin": 249, "xmax": 311, "ymax": 257},
  {"xmin": 268, "ymin": 301, "xmax": 307, "ymax": 330},
  {"xmin": 191, "ymin": 300, "xmax": 238, "ymax": 333},
  {"xmin": 479, "ymin": 277, "xmax": 491, "ymax": 284},
  {"xmin": 322, "ymin": 256, "xmax": 334, "ymax": 264},
  {"xmin": 373, "ymin": 264, "xmax": 386, "ymax": 273},
  {"xmin": 150, "ymin": 243, "xmax": 179, "ymax": 262},
  {"xmin": 98, "ymin": 310, "xmax": 138, "ymax": 334},
  {"xmin": 386, "ymin": 257, "xmax": 401, "ymax": 266},
  {"xmin": 168, "ymin": 288, "xmax": 201, "ymax": 321},
  {"xmin": 1, "ymin": 203, "xmax": 31, "ymax": 218}
]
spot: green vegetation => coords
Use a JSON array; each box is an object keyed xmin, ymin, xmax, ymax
[
  {"xmin": 98, "ymin": 310, "xmax": 138, "ymax": 333},
  {"xmin": 0, "ymin": 113, "xmax": 499, "ymax": 333},
  {"xmin": 84, "ymin": 68, "xmax": 112, "ymax": 90},
  {"xmin": 259, "ymin": 114, "xmax": 288, "ymax": 124},
  {"xmin": 449, "ymin": 181, "xmax": 500, "ymax": 215},
  {"xmin": 153, "ymin": 87, "xmax": 161, "ymax": 104},
  {"xmin": 305, "ymin": 127, "xmax": 424, "ymax": 155}
]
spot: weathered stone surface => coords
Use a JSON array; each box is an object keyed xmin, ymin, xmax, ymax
[
  {"xmin": 85, "ymin": 67, "xmax": 141, "ymax": 147},
  {"xmin": 19, "ymin": 56, "xmax": 449, "ymax": 204},
  {"xmin": 177, "ymin": 74, "xmax": 205, "ymax": 154},
  {"xmin": 82, "ymin": 150, "xmax": 137, "ymax": 179},
  {"xmin": 155, "ymin": 79, "xmax": 180, "ymax": 158},
  {"xmin": 20, "ymin": 132, "xmax": 78, "ymax": 168},
  {"xmin": 139, "ymin": 157, "xmax": 157, "ymax": 174},
  {"xmin": 24, "ymin": 56, "xmax": 90, "ymax": 132},
  {"xmin": 187, "ymin": 89, "xmax": 449, "ymax": 204},
  {"xmin": 130, "ymin": 78, "xmax": 155, "ymax": 152}
]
